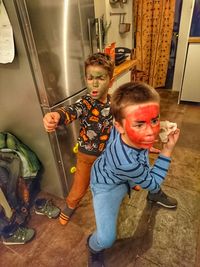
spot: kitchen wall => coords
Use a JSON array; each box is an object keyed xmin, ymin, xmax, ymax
[
  {"xmin": 94, "ymin": 0, "xmax": 198, "ymax": 97},
  {"xmin": 94, "ymin": 0, "xmax": 133, "ymax": 49}
]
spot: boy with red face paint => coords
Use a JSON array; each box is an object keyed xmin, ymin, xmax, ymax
[{"xmin": 87, "ymin": 82, "xmax": 180, "ymax": 267}]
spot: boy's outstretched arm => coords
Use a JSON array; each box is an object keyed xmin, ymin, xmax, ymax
[{"xmin": 43, "ymin": 112, "xmax": 61, "ymax": 132}]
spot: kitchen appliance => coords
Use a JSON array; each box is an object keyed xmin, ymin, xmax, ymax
[
  {"xmin": 0, "ymin": 0, "xmax": 101, "ymax": 198},
  {"xmin": 115, "ymin": 47, "xmax": 131, "ymax": 65}
]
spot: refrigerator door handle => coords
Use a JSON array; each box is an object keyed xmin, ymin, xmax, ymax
[
  {"xmin": 87, "ymin": 17, "xmax": 104, "ymax": 54},
  {"xmin": 95, "ymin": 18, "xmax": 104, "ymax": 52},
  {"xmin": 88, "ymin": 18, "xmax": 95, "ymax": 55}
]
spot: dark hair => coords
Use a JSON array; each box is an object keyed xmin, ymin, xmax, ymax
[
  {"xmin": 85, "ymin": 52, "xmax": 114, "ymax": 79},
  {"xmin": 111, "ymin": 82, "xmax": 160, "ymax": 123}
]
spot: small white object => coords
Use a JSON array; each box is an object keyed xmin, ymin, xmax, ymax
[
  {"xmin": 0, "ymin": 0, "xmax": 15, "ymax": 63},
  {"xmin": 159, "ymin": 121, "xmax": 177, "ymax": 143}
]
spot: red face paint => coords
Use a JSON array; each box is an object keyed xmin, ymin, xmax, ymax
[{"xmin": 124, "ymin": 104, "xmax": 160, "ymax": 149}]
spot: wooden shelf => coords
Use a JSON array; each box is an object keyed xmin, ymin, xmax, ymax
[
  {"xmin": 113, "ymin": 59, "xmax": 137, "ymax": 79},
  {"xmin": 188, "ymin": 37, "xmax": 200, "ymax": 43}
]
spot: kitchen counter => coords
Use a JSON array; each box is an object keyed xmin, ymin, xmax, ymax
[
  {"xmin": 109, "ymin": 59, "xmax": 138, "ymax": 95},
  {"xmin": 113, "ymin": 59, "xmax": 137, "ymax": 79}
]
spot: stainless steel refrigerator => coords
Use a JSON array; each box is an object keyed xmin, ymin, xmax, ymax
[{"xmin": 0, "ymin": 0, "xmax": 100, "ymax": 198}]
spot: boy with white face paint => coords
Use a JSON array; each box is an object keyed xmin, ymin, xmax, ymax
[
  {"xmin": 43, "ymin": 53, "xmax": 114, "ymax": 225},
  {"xmin": 87, "ymin": 82, "xmax": 180, "ymax": 267}
]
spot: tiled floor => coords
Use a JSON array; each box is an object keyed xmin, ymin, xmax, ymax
[{"xmin": 1, "ymin": 89, "xmax": 200, "ymax": 267}]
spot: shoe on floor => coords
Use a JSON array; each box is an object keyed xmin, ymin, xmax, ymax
[
  {"xmin": 87, "ymin": 235, "xmax": 105, "ymax": 267},
  {"xmin": 59, "ymin": 206, "xmax": 75, "ymax": 225},
  {"xmin": 34, "ymin": 198, "xmax": 60, "ymax": 219},
  {"xmin": 2, "ymin": 227, "xmax": 35, "ymax": 245},
  {"xmin": 147, "ymin": 189, "xmax": 177, "ymax": 209}
]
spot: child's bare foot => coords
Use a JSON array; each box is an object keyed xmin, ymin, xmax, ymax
[{"xmin": 132, "ymin": 185, "xmax": 141, "ymax": 191}]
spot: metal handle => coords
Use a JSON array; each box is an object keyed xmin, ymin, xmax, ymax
[
  {"xmin": 95, "ymin": 18, "xmax": 104, "ymax": 52},
  {"xmin": 110, "ymin": 12, "xmax": 126, "ymax": 16},
  {"xmin": 88, "ymin": 18, "xmax": 94, "ymax": 55}
]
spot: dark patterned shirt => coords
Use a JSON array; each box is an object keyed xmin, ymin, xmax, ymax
[{"xmin": 57, "ymin": 94, "xmax": 113, "ymax": 156}]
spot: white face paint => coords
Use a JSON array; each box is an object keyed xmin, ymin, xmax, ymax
[{"xmin": 85, "ymin": 66, "xmax": 111, "ymax": 103}]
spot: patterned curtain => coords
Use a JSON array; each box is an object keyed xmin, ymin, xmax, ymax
[{"xmin": 133, "ymin": 0, "xmax": 176, "ymax": 88}]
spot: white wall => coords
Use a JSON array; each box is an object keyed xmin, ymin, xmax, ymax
[{"xmin": 94, "ymin": 0, "xmax": 133, "ymax": 49}]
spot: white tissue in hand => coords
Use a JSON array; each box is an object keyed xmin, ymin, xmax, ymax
[{"xmin": 159, "ymin": 121, "xmax": 177, "ymax": 143}]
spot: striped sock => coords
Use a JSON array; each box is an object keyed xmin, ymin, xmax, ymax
[{"xmin": 59, "ymin": 206, "xmax": 74, "ymax": 226}]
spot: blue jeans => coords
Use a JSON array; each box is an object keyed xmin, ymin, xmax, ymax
[{"xmin": 89, "ymin": 183, "xmax": 128, "ymax": 252}]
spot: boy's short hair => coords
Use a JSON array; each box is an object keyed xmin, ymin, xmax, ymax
[
  {"xmin": 111, "ymin": 82, "xmax": 160, "ymax": 123},
  {"xmin": 85, "ymin": 52, "xmax": 114, "ymax": 79}
]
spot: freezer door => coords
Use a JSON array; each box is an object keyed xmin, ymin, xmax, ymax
[
  {"xmin": 19, "ymin": 0, "xmax": 94, "ymax": 106},
  {"xmin": 43, "ymin": 89, "xmax": 88, "ymax": 195}
]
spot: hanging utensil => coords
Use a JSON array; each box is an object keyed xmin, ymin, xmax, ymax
[{"xmin": 119, "ymin": 14, "xmax": 130, "ymax": 34}]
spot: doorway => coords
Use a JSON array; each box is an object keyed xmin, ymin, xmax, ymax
[{"xmin": 165, "ymin": 0, "xmax": 183, "ymax": 89}]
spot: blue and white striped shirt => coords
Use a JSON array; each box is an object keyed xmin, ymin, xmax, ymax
[{"xmin": 91, "ymin": 127, "xmax": 171, "ymax": 192}]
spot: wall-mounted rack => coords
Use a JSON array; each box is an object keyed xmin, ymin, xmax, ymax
[
  {"xmin": 109, "ymin": 12, "xmax": 130, "ymax": 34},
  {"xmin": 110, "ymin": 12, "xmax": 126, "ymax": 16}
]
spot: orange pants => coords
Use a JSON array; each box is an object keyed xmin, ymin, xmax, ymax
[{"xmin": 66, "ymin": 151, "xmax": 97, "ymax": 209}]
